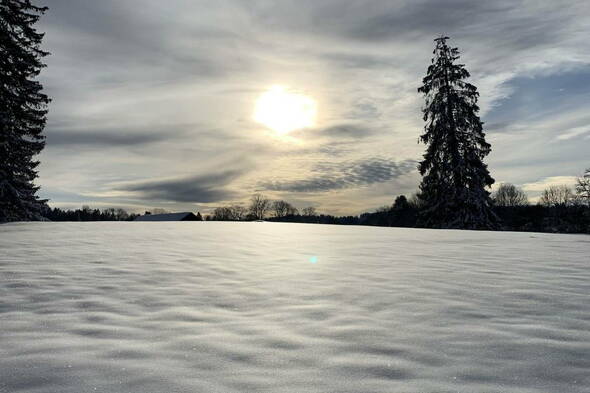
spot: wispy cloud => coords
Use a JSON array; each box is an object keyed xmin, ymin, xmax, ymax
[
  {"xmin": 260, "ymin": 158, "xmax": 417, "ymax": 192},
  {"xmin": 522, "ymin": 176, "xmax": 578, "ymax": 192},
  {"xmin": 46, "ymin": 128, "xmax": 182, "ymax": 147},
  {"xmin": 114, "ymin": 170, "xmax": 246, "ymax": 203},
  {"xmin": 555, "ymin": 126, "xmax": 590, "ymax": 141}
]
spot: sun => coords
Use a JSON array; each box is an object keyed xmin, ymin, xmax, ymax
[{"xmin": 254, "ymin": 86, "xmax": 317, "ymax": 134}]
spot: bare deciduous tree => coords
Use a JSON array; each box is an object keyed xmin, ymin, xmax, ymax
[
  {"xmin": 576, "ymin": 168, "xmax": 590, "ymax": 206},
  {"xmin": 212, "ymin": 205, "xmax": 247, "ymax": 221},
  {"xmin": 493, "ymin": 183, "xmax": 528, "ymax": 207},
  {"xmin": 272, "ymin": 200, "xmax": 298, "ymax": 217},
  {"xmin": 229, "ymin": 205, "xmax": 247, "ymax": 220},
  {"xmin": 104, "ymin": 208, "xmax": 130, "ymax": 220},
  {"xmin": 539, "ymin": 185, "xmax": 574, "ymax": 207},
  {"xmin": 248, "ymin": 194, "xmax": 271, "ymax": 220},
  {"xmin": 302, "ymin": 206, "xmax": 317, "ymax": 216},
  {"xmin": 212, "ymin": 207, "xmax": 232, "ymax": 221},
  {"xmin": 115, "ymin": 208, "xmax": 129, "ymax": 220}
]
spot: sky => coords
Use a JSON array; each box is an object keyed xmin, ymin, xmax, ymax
[{"xmin": 37, "ymin": 0, "xmax": 590, "ymax": 215}]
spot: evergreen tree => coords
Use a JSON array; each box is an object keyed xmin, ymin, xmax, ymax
[
  {"xmin": 0, "ymin": 1, "xmax": 49, "ymax": 222},
  {"xmin": 417, "ymin": 36, "xmax": 497, "ymax": 229}
]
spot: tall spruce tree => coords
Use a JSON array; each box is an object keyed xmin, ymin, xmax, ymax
[
  {"xmin": 417, "ymin": 37, "xmax": 497, "ymax": 229},
  {"xmin": 0, "ymin": 0, "xmax": 49, "ymax": 222}
]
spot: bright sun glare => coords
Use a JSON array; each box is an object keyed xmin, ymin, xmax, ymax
[{"xmin": 254, "ymin": 86, "xmax": 317, "ymax": 134}]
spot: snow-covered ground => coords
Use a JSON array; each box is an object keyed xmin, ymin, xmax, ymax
[{"xmin": 1, "ymin": 222, "xmax": 589, "ymax": 393}]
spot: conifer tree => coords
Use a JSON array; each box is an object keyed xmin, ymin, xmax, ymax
[
  {"xmin": 417, "ymin": 37, "xmax": 497, "ymax": 229},
  {"xmin": 0, "ymin": 1, "xmax": 49, "ymax": 222}
]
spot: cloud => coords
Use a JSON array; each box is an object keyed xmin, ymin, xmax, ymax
[
  {"xmin": 484, "ymin": 69, "xmax": 590, "ymax": 131},
  {"xmin": 344, "ymin": 1, "xmax": 509, "ymax": 41},
  {"xmin": 292, "ymin": 124, "xmax": 377, "ymax": 141},
  {"xmin": 521, "ymin": 176, "xmax": 578, "ymax": 192},
  {"xmin": 46, "ymin": 129, "xmax": 174, "ymax": 147},
  {"xmin": 555, "ymin": 126, "xmax": 590, "ymax": 141},
  {"xmin": 260, "ymin": 158, "xmax": 417, "ymax": 192},
  {"xmin": 247, "ymin": 0, "xmax": 577, "ymax": 53},
  {"xmin": 320, "ymin": 51, "xmax": 394, "ymax": 70},
  {"xmin": 115, "ymin": 170, "xmax": 245, "ymax": 203},
  {"xmin": 318, "ymin": 124, "xmax": 376, "ymax": 139}
]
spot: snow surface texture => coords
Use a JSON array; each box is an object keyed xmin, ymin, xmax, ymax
[{"xmin": 1, "ymin": 222, "xmax": 589, "ymax": 393}]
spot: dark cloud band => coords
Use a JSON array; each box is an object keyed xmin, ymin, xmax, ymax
[
  {"xmin": 261, "ymin": 158, "xmax": 417, "ymax": 192},
  {"xmin": 117, "ymin": 170, "xmax": 245, "ymax": 203}
]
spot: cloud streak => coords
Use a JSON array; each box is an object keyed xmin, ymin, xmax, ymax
[
  {"xmin": 116, "ymin": 170, "xmax": 245, "ymax": 203},
  {"xmin": 522, "ymin": 176, "xmax": 578, "ymax": 192},
  {"xmin": 46, "ymin": 129, "xmax": 172, "ymax": 147},
  {"xmin": 261, "ymin": 158, "xmax": 417, "ymax": 192}
]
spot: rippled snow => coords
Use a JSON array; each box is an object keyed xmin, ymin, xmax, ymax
[{"xmin": 1, "ymin": 222, "xmax": 589, "ymax": 393}]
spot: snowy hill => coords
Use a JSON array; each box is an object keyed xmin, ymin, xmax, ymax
[{"xmin": 1, "ymin": 222, "xmax": 588, "ymax": 393}]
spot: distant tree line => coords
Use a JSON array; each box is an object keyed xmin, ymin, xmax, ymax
[
  {"xmin": 208, "ymin": 194, "xmax": 301, "ymax": 221},
  {"xmin": 489, "ymin": 170, "xmax": 590, "ymax": 234},
  {"xmin": 207, "ymin": 193, "xmax": 358, "ymax": 225},
  {"xmin": 38, "ymin": 168, "xmax": 589, "ymax": 233},
  {"xmin": 43, "ymin": 206, "xmax": 139, "ymax": 222},
  {"xmin": 205, "ymin": 168, "xmax": 590, "ymax": 234}
]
